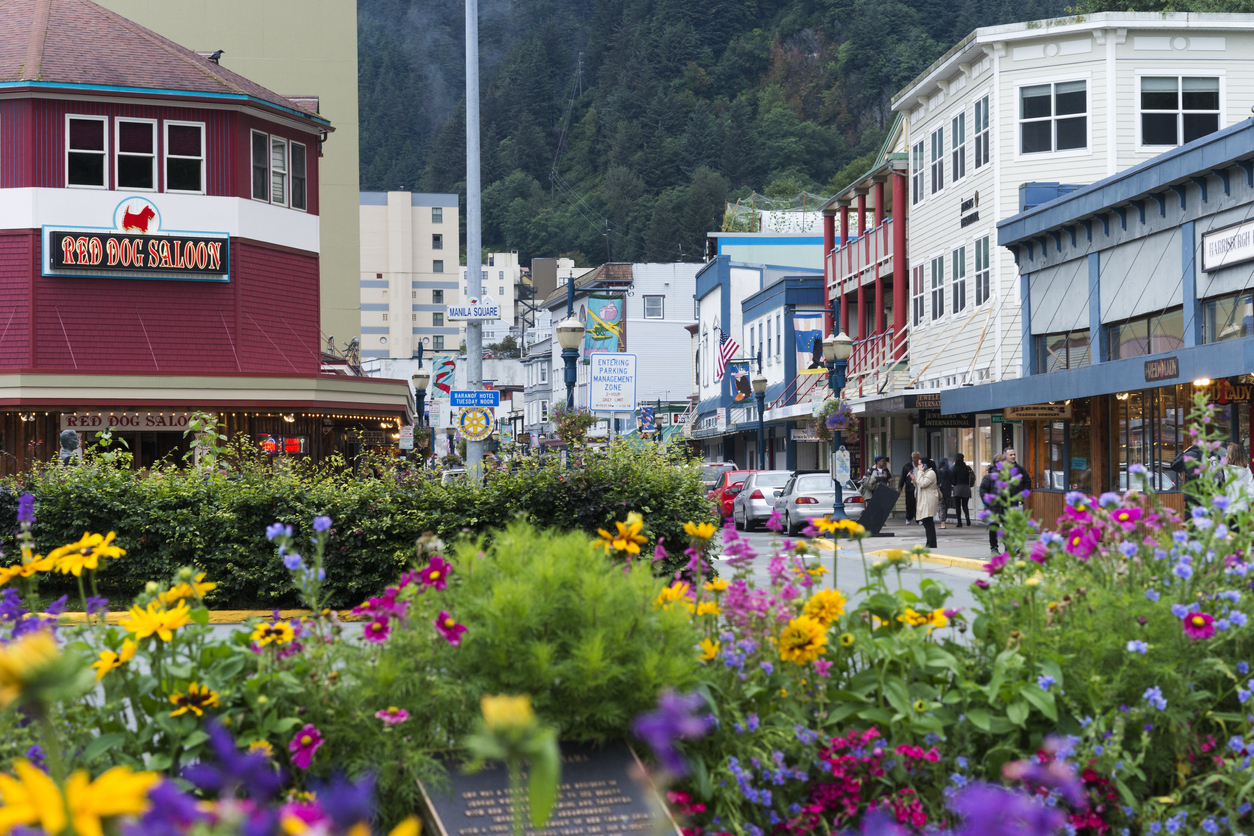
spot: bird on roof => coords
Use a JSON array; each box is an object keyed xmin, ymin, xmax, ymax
[{"xmin": 207, "ymin": 49, "xmax": 224, "ymax": 64}]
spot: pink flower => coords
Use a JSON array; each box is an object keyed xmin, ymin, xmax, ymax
[
  {"xmin": 653, "ymin": 537, "xmax": 667, "ymax": 563},
  {"xmin": 984, "ymin": 552, "xmax": 1009, "ymax": 576},
  {"xmin": 1111, "ymin": 507, "xmax": 1142, "ymax": 532},
  {"xmin": 417, "ymin": 555, "xmax": 451, "ymax": 590},
  {"xmin": 398, "ymin": 569, "xmax": 420, "ymax": 588},
  {"xmin": 363, "ymin": 617, "xmax": 391, "ymax": 643},
  {"xmin": 288, "ymin": 724, "xmax": 323, "ymax": 769},
  {"xmin": 765, "ymin": 509, "xmax": 784, "ymax": 532},
  {"xmin": 975, "ymin": 579, "xmax": 989, "ymax": 590},
  {"xmin": 813, "ymin": 658, "xmax": 833, "ymax": 678},
  {"xmin": 375, "ymin": 706, "xmax": 410, "ymax": 725},
  {"xmin": 1063, "ymin": 527, "xmax": 1100, "ymax": 560},
  {"xmin": 1182, "ymin": 611, "xmax": 1216, "ymax": 640},
  {"xmin": 1029, "ymin": 542, "xmax": 1049, "ymax": 564},
  {"xmin": 434, "ymin": 611, "xmax": 467, "ymax": 645}
]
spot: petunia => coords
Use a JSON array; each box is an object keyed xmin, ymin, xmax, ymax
[
  {"xmin": 288, "ymin": 724, "xmax": 323, "ymax": 769},
  {"xmin": 434, "ymin": 611, "xmax": 467, "ymax": 645}
]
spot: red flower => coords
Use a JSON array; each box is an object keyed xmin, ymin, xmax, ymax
[
  {"xmin": 434, "ymin": 610, "xmax": 467, "ymax": 645},
  {"xmin": 1182, "ymin": 611, "xmax": 1216, "ymax": 640}
]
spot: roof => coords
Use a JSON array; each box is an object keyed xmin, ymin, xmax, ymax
[
  {"xmin": 360, "ymin": 192, "xmax": 460, "ymax": 207},
  {"xmin": 540, "ymin": 262, "xmax": 633, "ymax": 307},
  {"xmin": 0, "ymin": 0, "xmax": 327, "ymax": 124}
]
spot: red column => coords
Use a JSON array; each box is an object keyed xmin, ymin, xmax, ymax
[
  {"xmin": 839, "ymin": 205, "xmax": 849, "ymax": 247},
  {"xmin": 874, "ymin": 180, "xmax": 886, "ymax": 228},
  {"xmin": 855, "ymin": 192, "xmax": 867, "ymax": 340},
  {"xmin": 823, "ymin": 212, "xmax": 835, "ymax": 256},
  {"xmin": 823, "ymin": 212, "xmax": 836, "ymax": 338},
  {"xmin": 892, "ymin": 172, "xmax": 908, "ymax": 359},
  {"xmin": 875, "ymin": 180, "xmax": 887, "ymax": 335},
  {"xmin": 838, "ymin": 204, "xmax": 851, "ymax": 335}
]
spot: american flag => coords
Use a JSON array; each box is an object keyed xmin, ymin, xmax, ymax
[{"xmin": 716, "ymin": 328, "xmax": 740, "ymax": 381}]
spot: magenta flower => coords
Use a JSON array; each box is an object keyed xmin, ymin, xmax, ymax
[
  {"xmin": 418, "ymin": 556, "xmax": 451, "ymax": 590},
  {"xmin": 652, "ymin": 537, "xmax": 667, "ymax": 564},
  {"xmin": 1029, "ymin": 542, "xmax": 1049, "ymax": 565},
  {"xmin": 288, "ymin": 724, "xmax": 323, "ymax": 769},
  {"xmin": 983, "ymin": 552, "xmax": 1009, "ymax": 576},
  {"xmin": 1063, "ymin": 527, "xmax": 1100, "ymax": 560},
  {"xmin": 363, "ymin": 617, "xmax": 391, "ymax": 643},
  {"xmin": 1111, "ymin": 507, "xmax": 1143, "ymax": 532},
  {"xmin": 765, "ymin": 509, "xmax": 784, "ymax": 532},
  {"xmin": 375, "ymin": 706, "xmax": 410, "ymax": 725},
  {"xmin": 813, "ymin": 658, "xmax": 833, "ymax": 678},
  {"xmin": 1182, "ymin": 611, "xmax": 1216, "ymax": 640},
  {"xmin": 434, "ymin": 611, "xmax": 467, "ymax": 645}
]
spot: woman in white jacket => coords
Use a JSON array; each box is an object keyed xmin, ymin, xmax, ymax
[
  {"xmin": 914, "ymin": 458, "xmax": 941, "ymax": 549},
  {"xmin": 1226, "ymin": 442, "xmax": 1254, "ymax": 514}
]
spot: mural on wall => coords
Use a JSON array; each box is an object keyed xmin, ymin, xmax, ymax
[
  {"xmin": 794, "ymin": 313, "xmax": 826, "ymax": 373},
  {"xmin": 583, "ymin": 295, "xmax": 626, "ymax": 357}
]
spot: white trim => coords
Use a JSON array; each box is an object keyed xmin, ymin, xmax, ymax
[
  {"xmin": 65, "ymin": 114, "xmax": 108, "ymax": 190},
  {"xmin": 1133, "ymin": 68, "xmax": 1225, "ymax": 152},
  {"xmin": 269, "ymin": 136, "xmax": 289, "ymax": 207},
  {"xmin": 1011, "ymin": 72, "xmax": 1093, "ymax": 161},
  {"xmin": 928, "ymin": 124, "xmax": 946, "ymax": 196},
  {"xmin": 250, "ymin": 129, "xmax": 269, "ymax": 203},
  {"xmin": 928, "ymin": 252, "xmax": 947, "ymax": 323},
  {"xmin": 163, "ymin": 120, "xmax": 206, "ymax": 195},
  {"xmin": 1106, "ymin": 30, "xmax": 1117, "ymax": 176},
  {"xmin": 113, "ymin": 117, "xmax": 156, "ymax": 192}
]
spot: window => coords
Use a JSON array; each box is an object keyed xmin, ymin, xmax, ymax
[
  {"xmin": 382, "ymin": 313, "xmax": 389, "ymax": 322},
  {"xmin": 1205, "ymin": 291, "xmax": 1254, "ymax": 343},
  {"xmin": 912, "ymin": 264, "xmax": 925, "ymax": 326},
  {"xmin": 116, "ymin": 119, "xmax": 155, "ymax": 190},
  {"xmin": 1111, "ymin": 387, "xmax": 1186, "ymax": 492},
  {"xmin": 1107, "ymin": 306, "xmax": 1184, "ymax": 360},
  {"xmin": 488, "ymin": 255, "xmax": 495, "ymax": 266},
  {"xmin": 290, "ymin": 142, "xmax": 307, "ymax": 210},
  {"xmin": 951, "ymin": 113, "xmax": 966, "ymax": 182},
  {"xmin": 974, "ymin": 95, "xmax": 990, "ymax": 169},
  {"xmin": 1034, "ymin": 329, "xmax": 1091, "ymax": 373},
  {"xmin": 433, "ymin": 234, "xmax": 443, "ymax": 250},
  {"xmin": 930, "ymin": 256, "xmax": 945, "ymax": 320},
  {"xmin": 749, "ymin": 326, "xmax": 755, "ymax": 360},
  {"xmin": 775, "ymin": 315, "xmax": 780, "ymax": 356},
  {"xmin": 767, "ymin": 323, "xmax": 772, "ymax": 357},
  {"xmin": 952, "ymin": 246, "xmax": 967, "ymax": 314},
  {"xmin": 911, "ymin": 140, "xmax": 925, "ymax": 205},
  {"xmin": 540, "ymin": 365, "xmax": 547, "ymax": 383},
  {"xmin": 67, "ymin": 116, "xmax": 107, "ymax": 188},
  {"xmin": 412, "ymin": 291, "xmax": 417, "ymax": 299},
  {"xmin": 639, "ymin": 295, "xmax": 663, "ymax": 320},
  {"xmin": 929, "ymin": 127, "xmax": 944, "ymax": 194},
  {"xmin": 974, "ymin": 236, "xmax": 991, "ymax": 306},
  {"xmin": 433, "ymin": 313, "xmax": 444, "ymax": 327},
  {"xmin": 412, "ymin": 313, "xmax": 417, "ymax": 322},
  {"xmin": 499, "ymin": 286, "xmax": 504, "ymax": 296},
  {"xmin": 1020, "ymin": 81, "xmax": 1087, "ymax": 154},
  {"xmin": 433, "ymin": 260, "xmax": 444, "ymax": 273},
  {"xmin": 1141, "ymin": 76, "xmax": 1220, "ymax": 147},
  {"xmin": 270, "ymin": 137, "xmax": 288, "ymax": 205},
  {"xmin": 432, "ymin": 207, "xmax": 443, "ymax": 223},
  {"xmin": 498, "ymin": 271, "xmax": 504, "ymax": 280},
  {"xmin": 164, "ymin": 122, "xmax": 204, "ymax": 193},
  {"xmin": 433, "ymin": 335, "xmax": 444, "ymax": 350},
  {"xmin": 541, "ymin": 400, "xmax": 549, "ymax": 421},
  {"xmin": 1031, "ymin": 399, "xmax": 1093, "ymax": 493},
  {"xmin": 433, "ymin": 290, "xmax": 444, "ymax": 304},
  {"xmin": 251, "ymin": 131, "xmax": 268, "ymax": 200}
]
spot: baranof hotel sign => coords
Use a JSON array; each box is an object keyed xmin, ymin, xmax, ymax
[{"xmin": 1202, "ymin": 220, "xmax": 1254, "ymax": 272}]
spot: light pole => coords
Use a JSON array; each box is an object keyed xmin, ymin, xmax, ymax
[
  {"xmin": 555, "ymin": 317, "xmax": 585, "ymax": 410},
  {"xmin": 822, "ymin": 329, "xmax": 854, "ymax": 519},
  {"xmin": 412, "ymin": 369, "xmax": 430, "ymax": 467},
  {"xmin": 752, "ymin": 351, "xmax": 767, "ymax": 470}
]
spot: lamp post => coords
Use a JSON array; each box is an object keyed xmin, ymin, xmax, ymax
[
  {"xmin": 822, "ymin": 330, "xmax": 854, "ymax": 520},
  {"xmin": 555, "ymin": 317, "xmax": 585, "ymax": 410},
  {"xmin": 412, "ymin": 370, "xmax": 431, "ymax": 467},
  {"xmin": 752, "ymin": 351, "xmax": 767, "ymax": 470}
]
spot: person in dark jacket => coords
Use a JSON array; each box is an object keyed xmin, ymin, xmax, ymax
[
  {"xmin": 951, "ymin": 453, "xmax": 974, "ymax": 528},
  {"xmin": 1003, "ymin": 448, "xmax": 1032, "ymax": 506},
  {"xmin": 937, "ymin": 457, "xmax": 954, "ymax": 529},
  {"xmin": 980, "ymin": 454, "xmax": 1006, "ymax": 553},
  {"xmin": 899, "ymin": 451, "xmax": 921, "ymax": 524},
  {"xmin": 1169, "ymin": 443, "xmax": 1205, "ymax": 509}
]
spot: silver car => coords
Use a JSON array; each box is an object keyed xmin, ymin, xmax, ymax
[
  {"xmin": 731, "ymin": 470, "xmax": 792, "ymax": 530},
  {"xmin": 773, "ymin": 473, "xmax": 862, "ymax": 535}
]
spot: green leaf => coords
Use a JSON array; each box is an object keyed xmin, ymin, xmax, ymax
[
  {"xmin": 1019, "ymin": 684, "xmax": 1058, "ymax": 721},
  {"xmin": 146, "ymin": 752, "xmax": 173, "ymax": 772},
  {"xmin": 882, "ymin": 678, "xmax": 912, "ymax": 716},
  {"xmin": 190, "ymin": 608, "xmax": 209, "ymax": 626},
  {"xmin": 965, "ymin": 707, "xmax": 992, "ymax": 732},
  {"xmin": 1006, "ymin": 699, "xmax": 1029, "ymax": 727},
  {"xmin": 527, "ymin": 741, "xmax": 561, "ymax": 828},
  {"xmin": 181, "ymin": 730, "xmax": 210, "ymax": 749},
  {"xmin": 81, "ymin": 733, "xmax": 128, "ymax": 763}
]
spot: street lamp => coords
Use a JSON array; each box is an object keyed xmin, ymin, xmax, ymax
[
  {"xmin": 752, "ymin": 353, "xmax": 768, "ymax": 470},
  {"xmin": 412, "ymin": 370, "xmax": 431, "ymax": 467},
  {"xmin": 555, "ymin": 316, "xmax": 585, "ymax": 410},
  {"xmin": 822, "ymin": 330, "xmax": 854, "ymax": 520}
]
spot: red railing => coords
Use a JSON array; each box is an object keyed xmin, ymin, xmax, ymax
[
  {"xmin": 847, "ymin": 328, "xmax": 910, "ymax": 397},
  {"xmin": 767, "ymin": 372, "xmax": 829, "ymax": 412},
  {"xmin": 827, "ymin": 219, "xmax": 894, "ymax": 298}
]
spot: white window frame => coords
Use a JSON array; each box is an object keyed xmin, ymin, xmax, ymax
[
  {"xmin": 644, "ymin": 295, "xmax": 664, "ymax": 319},
  {"xmin": 749, "ymin": 325, "xmax": 755, "ymax": 360},
  {"xmin": 911, "ymin": 263, "xmax": 925, "ymax": 327},
  {"xmin": 973, "ymin": 93, "xmax": 991, "ymax": 169},
  {"xmin": 540, "ymin": 364, "xmax": 547, "ymax": 383},
  {"xmin": 432, "ymin": 207, "xmax": 443, "ymax": 223},
  {"xmin": 929, "ymin": 126, "xmax": 944, "ymax": 195},
  {"xmin": 951, "ymin": 112, "xmax": 966, "ymax": 182},
  {"xmin": 911, "ymin": 140, "xmax": 925, "ymax": 206},
  {"xmin": 974, "ymin": 234, "xmax": 992, "ymax": 307},
  {"xmin": 66, "ymin": 114, "xmax": 108, "ymax": 190},
  {"xmin": 1014, "ymin": 74, "xmax": 1091, "ymax": 160},
  {"xmin": 1135, "ymin": 70, "xmax": 1224, "ymax": 151},
  {"xmin": 929, "ymin": 255, "xmax": 945, "ymax": 321},
  {"xmin": 115, "ymin": 117, "xmax": 157, "ymax": 192},
  {"xmin": 270, "ymin": 136, "xmax": 288, "ymax": 207},
  {"xmin": 289, "ymin": 140, "xmax": 308, "ymax": 211},
  {"xmin": 250, "ymin": 130, "xmax": 269, "ymax": 202},
  {"xmin": 775, "ymin": 314, "xmax": 780, "ymax": 357},
  {"xmin": 541, "ymin": 400, "xmax": 549, "ymax": 422},
  {"xmin": 952, "ymin": 245, "xmax": 967, "ymax": 315},
  {"xmin": 163, "ymin": 120, "xmax": 205, "ymax": 195}
]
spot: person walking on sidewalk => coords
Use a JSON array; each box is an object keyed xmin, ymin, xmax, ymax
[
  {"xmin": 937, "ymin": 457, "xmax": 954, "ymax": 530},
  {"xmin": 1003, "ymin": 448, "xmax": 1032, "ymax": 509},
  {"xmin": 915, "ymin": 458, "xmax": 941, "ymax": 548},
  {"xmin": 951, "ymin": 453, "xmax": 974, "ymax": 528},
  {"xmin": 899, "ymin": 451, "xmax": 921, "ymax": 524},
  {"xmin": 980, "ymin": 454, "xmax": 1006, "ymax": 554}
]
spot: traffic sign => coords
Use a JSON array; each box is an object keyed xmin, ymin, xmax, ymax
[
  {"xmin": 458, "ymin": 407, "xmax": 493, "ymax": 441},
  {"xmin": 450, "ymin": 390, "xmax": 501, "ymax": 408},
  {"xmin": 399, "ymin": 425, "xmax": 414, "ymax": 450},
  {"xmin": 589, "ymin": 353, "xmax": 637, "ymax": 412},
  {"xmin": 446, "ymin": 297, "xmax": 501, "ymax": 321}
]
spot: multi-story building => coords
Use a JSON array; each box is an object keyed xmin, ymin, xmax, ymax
[
  {"xmin": 522, "ymin": 336, "xmax": 553, "ymax": 447},
  {"xmin": 460, "ymin": 252, "xmax": 521, "ymax": 346},
  {"xmin": 99, "ymin": 0, "xmax": 363, "ymax": 347},
  {"xmin": 821, "ymin": 11, "xmax": 1254, "ymax": 484},
  {"xmin": 359, "ymin": 191, "xmax": 461, "ymax": 359}
]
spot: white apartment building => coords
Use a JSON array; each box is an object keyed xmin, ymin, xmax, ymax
[
  {"xmin": 359, "ymin": 192, "xmax": 461, "ymax": 359},
  {"xmin": 461, "ymin": 252, "xmax": 521, "ymax": 346}
]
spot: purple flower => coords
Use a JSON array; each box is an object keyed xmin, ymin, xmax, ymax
[
  {"xmin": 265, "ymin": 522, "xmax": 291, "ymax": 541},
  {"xmin": 282, "ymin": 553, "xmax": 303, "ymax": 571},
  {"xmin": 950, "ymin": 784, "xmax": 1066, "ymax": 835},
  {"xmin": 24, "ymin": 746, "xmax": 46, "ymax": 773},
  {"xmin": 1127, "ymin": 640, "xmax": 1148, "ymax": 654},
  {"xmin": 16, "ymin": 493, "xmax": 34, "ymax": 524},
  {"xmin": 1144, "ymin": 686, "xmax": 1167, "ymax": 710},
  {"xmin": 183, "ymin": 722, "xmax": 283, "ymax": 800},
  {"xmin": 123, "ymin": 781, "xmax": 208, "ymax": 836},
  {"xmin": 1037, "ymin": 675, "xmax": 1056, "ymax": 691},
  {"xmin": 1145, "ymin": 588, "xmax": 1160, "ymax": 602},
  {"xmin": 45, "ymin": 595, "xmax": 68, "ymax": 615},
  {"xmin": 631, "ymin": 690, "xmax": 711, "ymax": 775},
  {"xmin": 85, "ymin": 596, "xmax": 109, "ymax": 616},
  {"xmin": 311, "ymin": 774, "xmax": 374, "ymax": 830},
  {"xmin": 1171, "ymin": 603, "xmax": 1189, "ymax": 619},
  {"xmin": 313, "ymin": 516, "xmax": 333, "ymax": 533}
]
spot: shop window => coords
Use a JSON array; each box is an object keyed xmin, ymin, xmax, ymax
[
  {"xmin": 433, "ymin": 289, "xmax": 444, "ymax": 304},
  {"xmin": 973, "ymin": 95, "xmax": 990, "ymax": 169},
  {"xmin": 432, "ymin": 207, "xmax": 443, "ymax": 223},
  {"xmin": 270, "ymin": 137, "xmax": 288, "ymax": 205},
  {"xmin": 1034, "ymin": 328, "xmax": 1090, "ymax": 373},
  {"xmin": 67, "ymin": 116, "xmax": 107, "ymax": 188},
  {"xmin": 1020, "ymin": 80, "xmax": 1087, "ymax": 154},
  {"xmin": 912, "ymin": 264, "xmax": 925, "ymax": 326},
  {"xmin": 1111, "ymin": 386, "xmax": 1186, "ymax": 492},
  {"xmin": 1141, "ymin": 76, "xmax": 1220, "ymax": 147},
  {"xmin": 1205, "ymin": 291, "xmax": 1254, "ymax": 343},
  {"xmin": 1107, "ymin": 306, "xmax": 1184, "ymax": 360},
  {"xmin": 930, "ymin": 256, "xmax": 945, "ymax": 321},
  {"xmin": 1029, "ymin": 400, "xmax": 1092, "ymax": 493},
  {"xmin": 951, "ymin": 112, "xmax": 966, "ymax": 182},
  {"xmin": 251, "ymin": 131, "xmax": 268, "ymax": 201},
  {"xmin": 165, "ymin": 122, "xmax": 204, "ymax": 193},
  {"xmin": 911, "ymin": 140, "xmax": 925, "ymax": 205},
  {"xmin": 290, "ymin": 142, "xmax": 307, "ymax": 210},
  {"xmin": 974, "ymin": 236, "xmax": 991, "ymax": 306},
  {"xmin": 116, "ymin": 119, "xmax": 155, "ymax": 190},
  {"xmin": 952, "ymin": 246, "xmax": 967, "ymax": 314},
  {"xmin": 930, "ymin": 126, "xmax": 944, "ymax": 194}
]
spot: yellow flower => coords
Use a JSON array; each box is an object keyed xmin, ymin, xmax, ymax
[
  {"xmin": 897, "ymin": 608, "xmax": 930, "ymax": 627},
  {"xmin": 593, "ymin": 516, "xmax": 649, "ymax": 555},
  {"xmin": 386, "ymin": 817, "xmax": 421, "ymax": 836},
  {"xmin": 0, "ymin": 759, "xmax": 69, "ymax": 835},
  {"xmin": 802, "ymin": 589, "xmax": 847, "ymax": 627},
  {"xmin": 248, "ymin": 740, "xmax": 275, "ymax": 758},
  {"xmin": 683, "ymin": 521, "xmax": 717, "ymax": 540},
  {"xmin": 120, "ymin": 601, "xmax": 193, "ymax": 642},
  {"xmin": 64, "ymin": 765, "xmax": 160, "ymax": 836},
  {"xmin": 0, "ymin": 631, "xmax": 60, "ymax": 709},
  {"xmin": 91, "ymin": 639, "xmax": 136, "ymax": 682},
  {"xmin": 50, "ymin": 532, "xmax": 126, "ymax": 577},
  {"xmin": 169, "ymin": 683, "xmax": 220, "ymax": 717},
  {"xmin": 695, "ymin": 601, "xmax": 720, "ymax": 616},
  {"xmin": 778, "ymin": 615, "xmax": 828, "ymax": 665},
  {"xmin": 0, "ymin": 555, "xmax": 57, "ymax": 589},
  {"xmin": 814, "ymin": 517, "xmax": 867, "ymax": 536},
  {"xmin": 883, "ymin": 549, "xmax": 908, "ymax": 564},
  {"xmin": 159, "ymin": 573, "xmax": 217, "ymax": 605},
  {"xmin": 653, "ymin": 581, "xmax": 693, "ymax": 611},
  {"xmin": 839, "ymin": 632, "xmax": 855, "ymax": 648},
  {"xmin": 480, "ymin": 694, "xmax": 537, "ymax": 733},
  {"xmin": 912, "ymin": 699, "xmax": 928, "ymax": 713},
  {"xmin": 250, "ymin": 621, "xmax": 296, "ymax": 646},
  {"xmin": 703, "ymin": 578, "xmax": 729, "ymax": 592},
  {"xmin": 925, "ymin": 608, "xmax": 949, "ymax": 633},
  {"xmin": 807, "ymin": 565, "xmax": 829, "ymax": 577},
  {"xmin": 698, "ymin": 638, "xmax": 719, "ymax": 661}
]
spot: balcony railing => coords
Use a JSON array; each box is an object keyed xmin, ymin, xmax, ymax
[
  {"xmin": 847, "ymin": 328, "xmax": 910, "ymax": 397},
  {"xmin": 828, "ymin": 219, "xmax": 894, "ymax": 292}
]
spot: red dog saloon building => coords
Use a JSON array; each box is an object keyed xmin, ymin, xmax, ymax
[{"xmin": 0, "ymin": 0, "xmax": 411, "ymax": 471}]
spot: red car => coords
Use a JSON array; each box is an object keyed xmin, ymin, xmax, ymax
[{"xmin": 707, "ymin": 470, "xmax": 754, "ymax": 519}]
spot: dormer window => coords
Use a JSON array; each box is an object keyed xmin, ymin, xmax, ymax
[
  {"xmin": 116, "ymin": 119, "xmax": 155, "ymax": 190},
  {"xmin": 67, "ymin": 116, "xmax": 107, "ymax": 188}
]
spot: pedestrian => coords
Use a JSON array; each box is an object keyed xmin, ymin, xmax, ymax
[
  {"xmin": 863, "ymin": 455, "xmax": 892, "ymax": 501},
  {"xmin": 951, "ymin": 453, "xmax": 974, "ymax": 528},
  {"xmin": 980, "ymin": 453, "xmax": 1006, "ymax": 554},
  {"xmin": 1225, "ymin": 442, "xmax": 1254, "ymax": 515},
  {"xmin": 899, "ymin": 451, "xmax": 921, "ymax": 524},
  {"xmin": 937, "ymin": 457, "xmax": 954, "ymax": 530},
  {"xmin": 914, "ymin": 457, "xmax": 941, "ymax": 549},
  {"xmin": 1169, "ymin": 441, "xmax": 1206, "ymax": 509},
  {"xmin": 1003, "ymin": 448, "xmax": 1032, "ymax": 510}
]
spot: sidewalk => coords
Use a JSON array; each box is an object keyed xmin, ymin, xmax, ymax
[{"xmin": 833, "ymin": 518, "xmax": 998, "ymax": 571}]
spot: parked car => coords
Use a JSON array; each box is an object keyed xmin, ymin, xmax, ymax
[
  {"xmin": 772, "ymin": 473, "xmax": 862, "ymax": 535},
  {"xmin": 441, "ymin": 468, "xmax": 468, "ymax": 485},
  {"xmin": 708, "ymin": 469, "xmax": 753, "ymax": 518},
  {"xmin": 732, "ymin": 470, "xmax": 792, "ymax": 530},
  {"xmin": 701, "ymin": 462, "xmax": 740, "ymax": 492}
]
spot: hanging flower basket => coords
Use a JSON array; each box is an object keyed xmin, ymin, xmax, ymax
[{"xmin": 812, "ymin": 397, "xmax": 859, "ymax": 443}]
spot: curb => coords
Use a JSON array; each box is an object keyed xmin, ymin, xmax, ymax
[
  {"xmin": 834, "ymin": 546, "xmax": 986, "ymax": 573},
  {"xmin": 51, "ymin": 609, "xmax": 369, "ymax": 625}
]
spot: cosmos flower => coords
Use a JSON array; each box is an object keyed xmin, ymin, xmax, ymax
[
  {"xmin": 1182, "ymin": 611, "xmax": 1216, "ymax": 640},
  {"xmin": 288, "ymin": 725, "xmax": 324, "ymax": 769}
]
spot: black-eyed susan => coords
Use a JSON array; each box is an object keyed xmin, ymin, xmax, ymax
[
  {"xmin": 778, "ymin": 615, "xmax": 828, "ymax": 665},
  {"xmin": 802, "ymin": 589, "xmax": 847, "ymax": 627},
  {"xmin": 653, "ymin": 581, "xmax": 693, "ymax": 611},
  {"xmin": 159, "ymin": 573, "xmax": 217, "ymax": 605},
  {"xmin": 698, "ymin": 638, "xmax": 719, "ymax": 661},
  {"xmin": 91, "ymin": 639, "xmax": 136, "ymax": 681},
  {"xmin": 250, "ymin": 621, "xmax": 296, "ymax": 646},
  {"xmin": 839, "ymin": 632, "xmax": 855, "ymax": 648},
  {"xmin": 120, "ymin": 601, "xmax": 193, "ymax": 643},
  {"xmin": 49, "ymin": 532, "xmax": 125, "ymax": 577},
  {"xmin": 0, "ymin": 631, "xmax": 60, "ymax": 709},
  {"xmin": 683, "ymin": 521, "xmax": 717, "ymax": 540},
  {"xmin": 593, "ymin": 512, "xmax": 648, "ymax": 555},
  {"xmin": 169, "ymin": 682, "xmax": 220, "ymax": 717},
  {"xmin": 897, "ymin": 608, "xmax": 931, "ymax": 627},
  {"xmin": 702, "ymin": 577, "xmax": 729, "ymax": 593},
  {"xmin": 695, "ymin": 601, "xmax": 720, "ymax": 617},
  {"xmin": 912, "ymin": 699, "xmax": 928, "ymax": 713}
]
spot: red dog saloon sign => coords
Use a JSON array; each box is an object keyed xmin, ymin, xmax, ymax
[{"xmin": 46, "ymin": 198, "xmax": 229, "ymax": 280}]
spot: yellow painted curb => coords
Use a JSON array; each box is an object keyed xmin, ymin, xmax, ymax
[
  {"xmin": 861, "ymin": 548, "xmax": 986, "ymax": 572},
  {"xmin": 51, "ymin": 609, "xmax": 369, "ymax": 625}
]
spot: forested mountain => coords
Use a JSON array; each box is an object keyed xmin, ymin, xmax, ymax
[{"xmin": 358, "ymin": 0, "xmax": 1075, "ymax": 265}]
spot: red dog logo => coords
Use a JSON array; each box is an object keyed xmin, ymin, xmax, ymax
[{"xmin": 121, "ymin": 204, "xmax": 155, "ymax": 233}]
